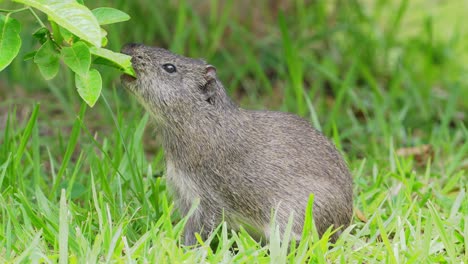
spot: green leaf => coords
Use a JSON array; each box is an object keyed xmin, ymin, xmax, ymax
[
  {"xmin": 59, "ymin": 25, "xmax": 77, "ymax": 45},
  {"xmin": 100, "ymin": 27, "xmax": 107, "ymax": 38},
  {"xmin": 92, "ymin": 7, "xmax": 130, "ymax": 25},
  {"xmin": 14, "ymin": 0, "xmax": 102, "ymax": 47},
  {"xmin": 49, "ymin": 20, "xmax": 63, "ymax": 44},
  {"xmin": 32, "ymin": 27, "xmax": 49, "ymax": 44},
  {"xmin": 100, "ymin": 27, "xmax": 108, "ymax": 46},
  {"xmin": 34, "ymin": 40, "xmax": 59, "ymax": 80},
  {"xmin": 23, "ymin": 51, "xmax": 37, "ymax": 61},
  {"xmin": 61, "ymin": 41, "xmax": 91, "ymax": 76},
  {"xmin": 101, "ymin": 36, "xmax": 108, "ymax": 47},
  {"xmin": 75, "ymin": 68, "xmax": 102, "ymax": 107},
  {"xmin": 0, "ymin": 15, "xmax": 22, "ymax": 71},
  {"xmin": 89, "ymin": 46, "xmax": 135, "ymax": 77}
]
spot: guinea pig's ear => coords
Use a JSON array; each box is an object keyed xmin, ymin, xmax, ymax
[
  {"xmin": 201, "ymin": 65, "xmax": 217, "ymax": 105},
  {"xmin": 204, "ymin": 65, "xmax": 217, "ymax": 82}
]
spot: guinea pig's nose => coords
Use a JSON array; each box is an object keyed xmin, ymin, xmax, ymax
[{"xmin": 121, "ymin": 43, "xmax": 143, "ymax": 55}]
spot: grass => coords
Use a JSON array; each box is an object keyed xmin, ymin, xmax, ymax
[{"xmin": 0, "ymin": 0, "xmax": 467, "ymax": 262}]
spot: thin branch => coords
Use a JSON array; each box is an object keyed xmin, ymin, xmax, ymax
[
  {"xmin": 27, "ymin": 7, "xmax": 47, "ymax": 28},
  {"xmin": 0, "ymin": 7, "xmax": 28, "ymax": 13}
]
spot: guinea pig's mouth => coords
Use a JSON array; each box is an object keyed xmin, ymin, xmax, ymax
[
  {"xmin": 121, "ymin": 73, "xmax": 137, "ymax": 82},
  {"xmin": 120, "ymin": 43, "xmax": 140, "ymax": 83},
  {"xmin": 120, "ymin": 73, "xmax": 138, "ymax": 94}
]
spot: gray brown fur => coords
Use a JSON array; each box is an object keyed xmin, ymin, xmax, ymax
[{"xmin": 121, "ymin": 44, "xmax": 353, "ymax": 245}]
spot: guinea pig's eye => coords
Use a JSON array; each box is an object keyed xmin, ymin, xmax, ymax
[{"xmin": 162, "ymin": 63, "xmax": 177, "ymax": 73}]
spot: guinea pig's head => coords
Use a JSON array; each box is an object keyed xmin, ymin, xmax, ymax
[{"xmin": 121, "ymin": 43, "xmax": 219, "ymax": 124}]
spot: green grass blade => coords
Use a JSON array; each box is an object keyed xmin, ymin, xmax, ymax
[{"xmin": 59, "ymin": 189, "xmax": 69, "ymax": 264}]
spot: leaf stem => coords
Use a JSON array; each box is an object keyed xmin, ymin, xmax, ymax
[
  {"xmin": 27, "ymin": 7, "xmax": 47, "ymax": 28},
  {"xmin": 27, "ymin": 7, "xmax": 62, "ymax": 50},
  {"xmin": 0, "ymin": 7, "xmax": 28, "ymax": 13}
]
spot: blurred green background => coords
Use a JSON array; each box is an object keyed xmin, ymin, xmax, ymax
[
  {"xmin": 1, "ymin": 0, "xmax": 466, "ymax": 161},
  {"xmin": 0, "ymin": 0, "xmax": 467, "ymax": 262}
]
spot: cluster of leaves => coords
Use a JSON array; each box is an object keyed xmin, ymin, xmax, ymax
[{"xmin": 0, "ymin": 0, "xmax": 136, "ymax": 106}]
